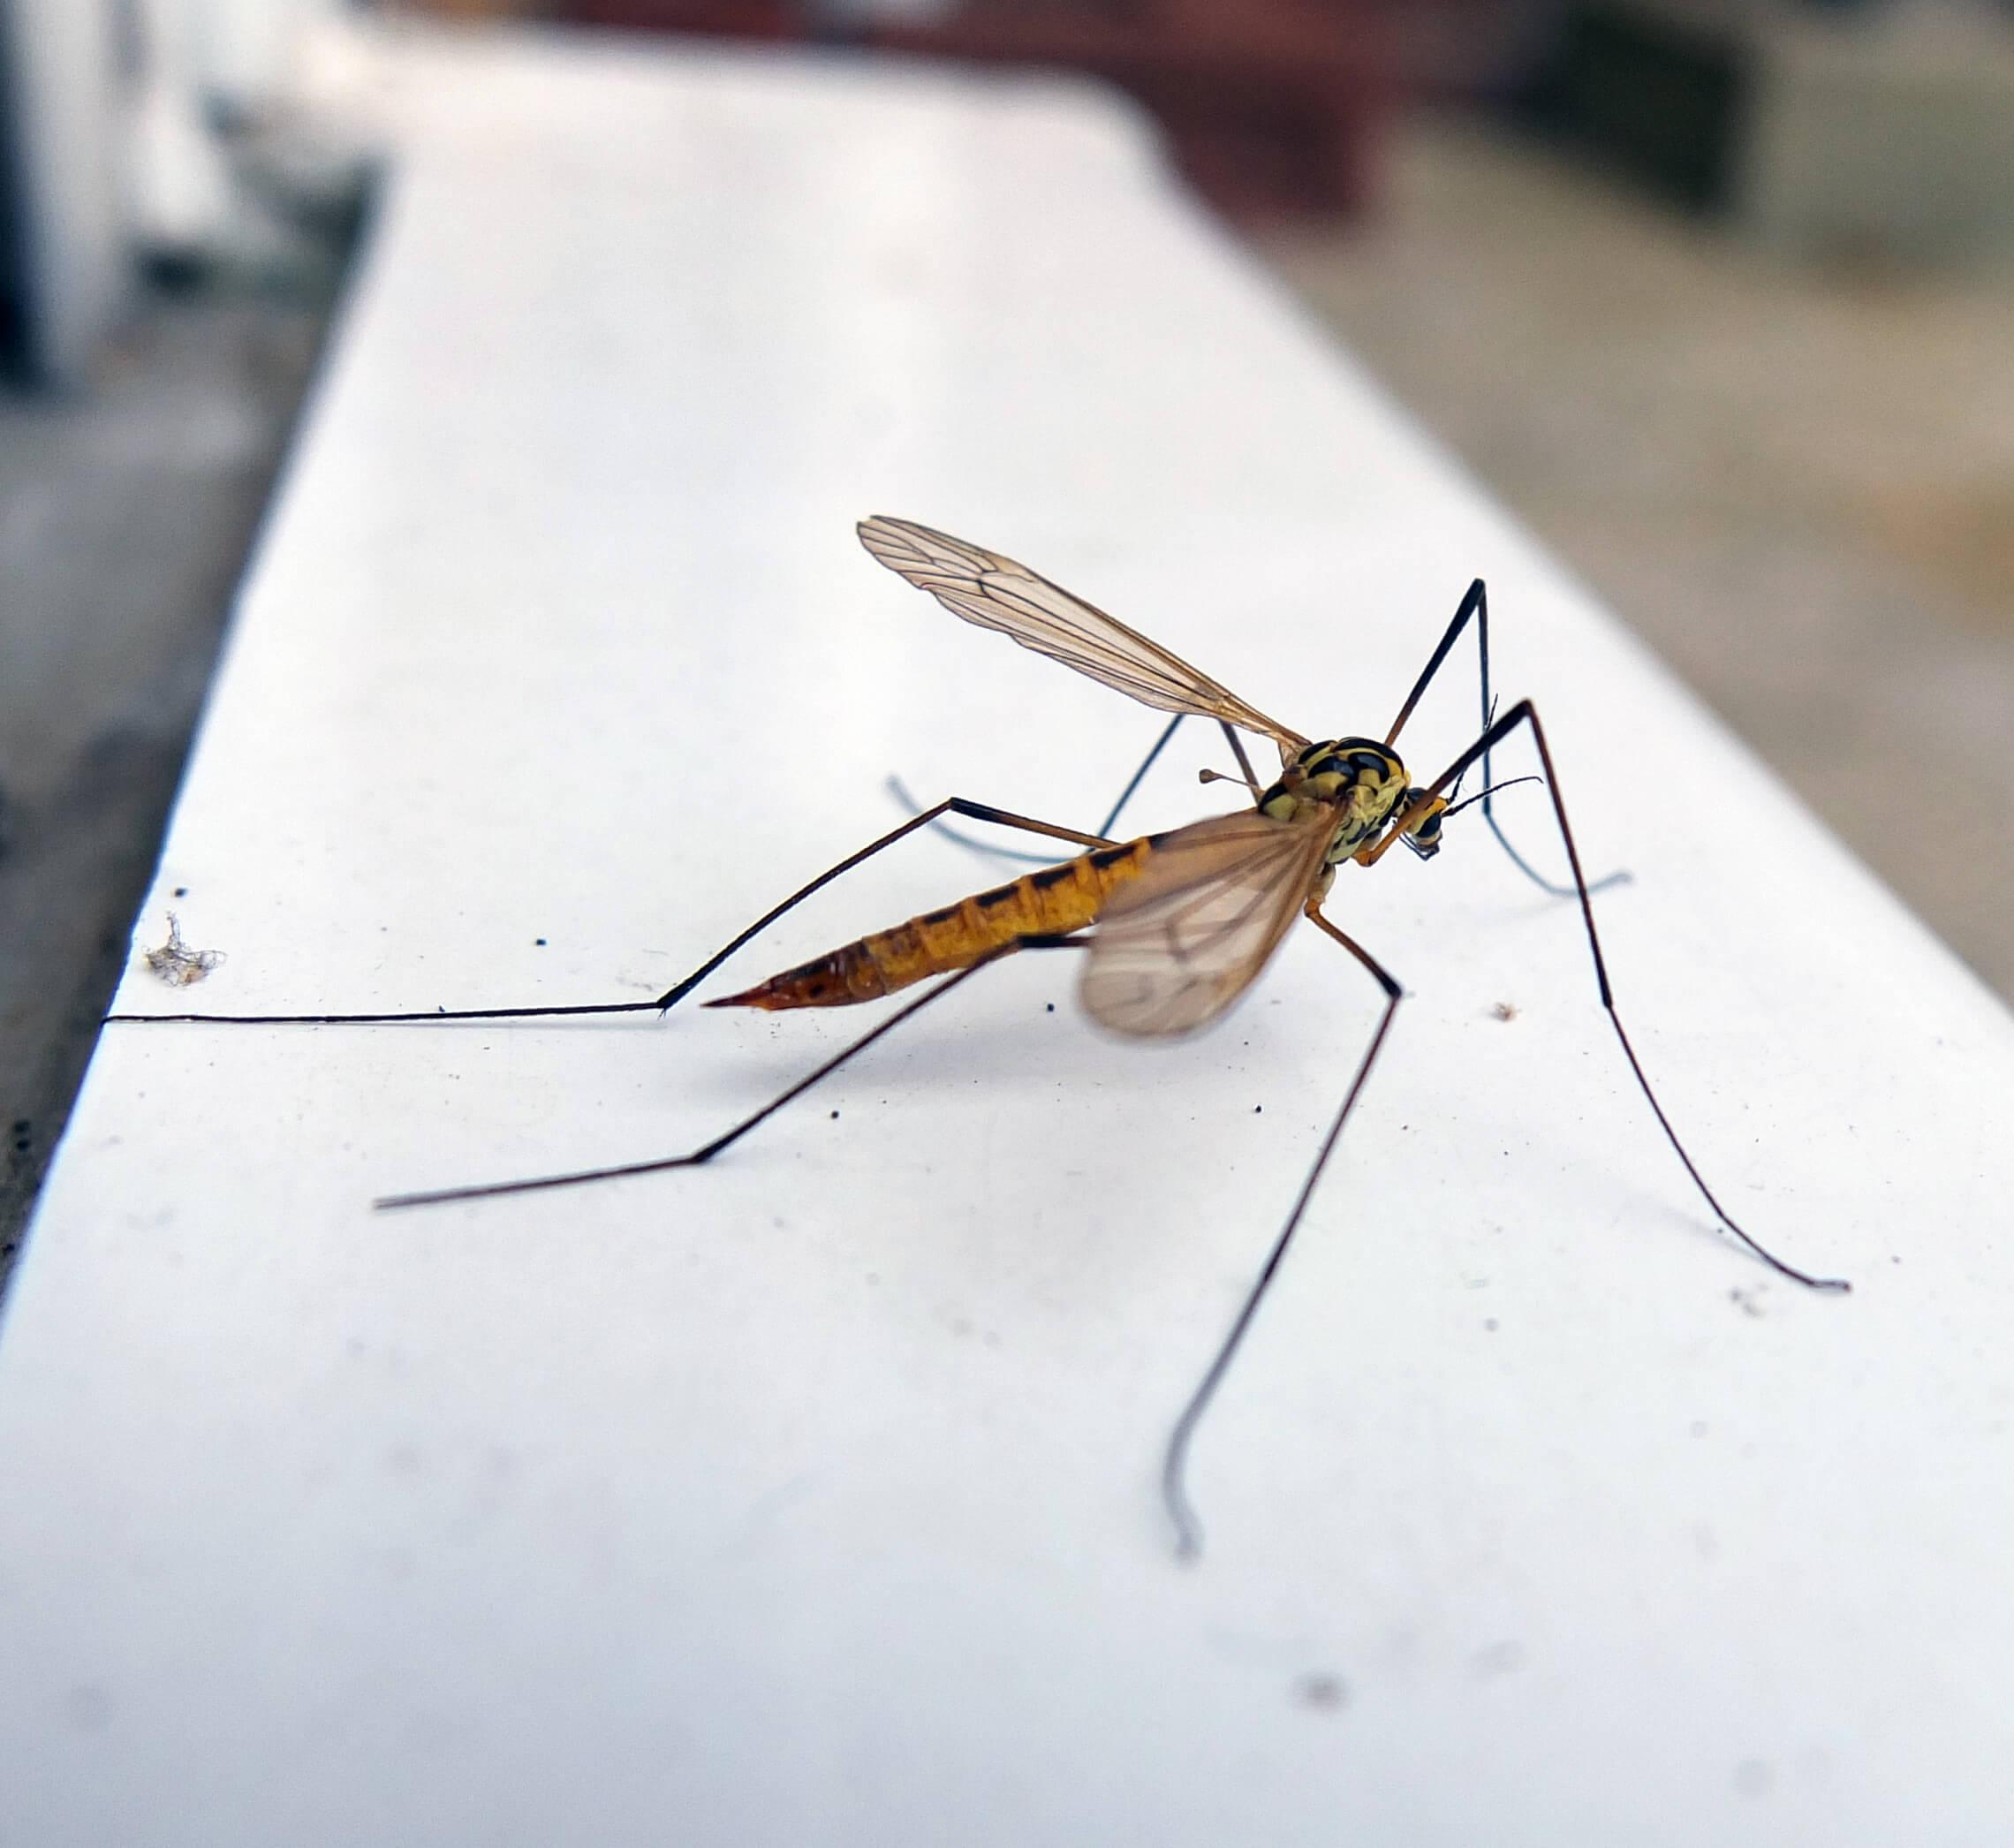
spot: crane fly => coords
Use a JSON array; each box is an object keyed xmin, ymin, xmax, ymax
[{"xmin": 110, "ymin": 516, "xmax": 1851, "ymax": 1556}]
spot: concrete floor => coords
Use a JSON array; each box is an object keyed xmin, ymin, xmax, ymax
[
  {"xmin": 1253, "ymin": 117, "xmax": 2014, "ymax": 1005},
  {"xmin": 0, "ymin": 294, "xmax": 331, "ymax": 1273}
]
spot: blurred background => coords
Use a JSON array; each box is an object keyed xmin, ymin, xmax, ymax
[{"xmin": 3, "ymin": 0, "xmax": 2010, "ymax": 1260}]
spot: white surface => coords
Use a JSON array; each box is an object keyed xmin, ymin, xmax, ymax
[{"xmin": 4, "ymin": 27, "xmax": 2012, "ymax": 1848}]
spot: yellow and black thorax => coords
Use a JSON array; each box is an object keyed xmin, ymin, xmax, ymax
[{"xmin": 1259, "ymin": 738, "xmax": 1419, "ymax": 863}]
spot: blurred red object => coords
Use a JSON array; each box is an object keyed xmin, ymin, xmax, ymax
[
  {"xmin": 565, "ymin": 0, "xmax": 1412, "ymax": 218},
  {"xmin": 570, "ymin": 1, "xmax": 801, "ymax": 38},
  {"xmin": 866, "ymin": 2, "xmax": 1397, "ymax": 217}
]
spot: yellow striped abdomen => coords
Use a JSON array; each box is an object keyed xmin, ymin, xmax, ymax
[{"xmin": 708, "ymin": 838, "xmax": 1155, "ymax": 1011}]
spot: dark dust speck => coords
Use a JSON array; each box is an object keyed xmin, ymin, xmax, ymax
[
  {"xmin": 1046, "ymin": 1003, "xmax": 1056, "ymax": 1013},
  {"xmin": 172, "ymin": 886, "xmax": 188, "ymax": 898},
  {"xmin": 1295, "ymin": 1673, "xmax": 1348, "ymax": 1712},
  {"xmin": 534, "ymin": 937, "xmax": 547, "ymax": 946}
]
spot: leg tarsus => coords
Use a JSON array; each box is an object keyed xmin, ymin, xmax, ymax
[
  {"xmin": 378, "ymin": 932, "xmax": 1094, "ymax": 1211},
  {"xmin": 1162, "ymin": 906, "xmax": 1403, "ymax": 1559},
  {"xmin": 885, "ymin": 715, "xmax": 1191, "ymax": 871},
  {"xmin": 114, "ymin": 801, "xmax": 1107, "ymax": 1028},
  {"xmin": 106, "ymin": 996, "xmax": 666, "ymax": 1028},
  {"xmin": 1404, "ymin": 698, "xmax": 1847, "ymax": 1293},
  {"xmin": 881, "ymin": 776, "xmax": 1068, "ymax": 869},
  {"xmin": 1487, "ymin": 813, "xmax": 1632, "ymax": 900},
  {"xmin": 1605, "ymin": 1011, "xmax": 1849, "ymax": 1292}
]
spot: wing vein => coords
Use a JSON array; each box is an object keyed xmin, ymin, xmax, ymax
[
  {"xmin": 859, "ymin": 517, "xmax": 1308, "ymax": 754},
  {"xmin": 1079, "ymin": 809, "xmax": 1333, "ymax": 1037}
]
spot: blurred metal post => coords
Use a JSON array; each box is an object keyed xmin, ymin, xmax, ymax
[{"xmin": 1, "ymin": 0, "xmax": 128, "ymax": 384}]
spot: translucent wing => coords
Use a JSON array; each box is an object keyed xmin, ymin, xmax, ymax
[
  {"xmin": 1081, "ymin": 807, "xmax": 1334, "ymax": 1039},
  {"xmin": 859, "ymin": 517, "xmax": 1306, "ymax": 754}
]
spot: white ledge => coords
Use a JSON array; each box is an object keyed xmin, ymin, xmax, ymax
[{"xmin": 3, "ymin": 24, "xmax": 2011, "ymax": 1847}]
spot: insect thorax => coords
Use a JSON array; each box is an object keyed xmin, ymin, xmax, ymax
[{"xmin": 1260, "ymin": 737, "xmax": 1411, "ymax": 861}]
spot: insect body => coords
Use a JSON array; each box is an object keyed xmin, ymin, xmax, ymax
[
  {"xmin": 110, "ymin": 515, "xmax": 1850, "ymax": 1557},
  {"xmin": 710, "ymin": 838, "xmax": 1157, "ymax": 1011},
  {"xmin": 711, "ymin": 738, "xmax": 1440, "ymax": 1026}
]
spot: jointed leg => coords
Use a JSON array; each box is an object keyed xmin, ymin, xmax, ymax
[
  {"xmin": 1163, "ymin": 906, "xmax": 1403, "ymax": 1560},
  {"xmin": 891, "ymin": 715, "xmax": 1264, "ymax": 867},
  {"xmin": 105, "ymin": 798, "xmax": 1112, "ymax": 1027},
  {"xmin": 375, "ymin": 934, "xmax": 1091, "ymax": 1210},
  {"xmin": 1374, "ymin": 699, "xmax": 1848, "ymax": 1295},
  {"xmin": 886, "ymin": 716, "xmax": 1185, "ymax": 867},
  {"xmin": 649, "ymin": 801, "xmax": 1109, "ymax": 1011},
  {"xmin": 1385, "ymin": 579, "xmax": 1624, "ymax": 898}
]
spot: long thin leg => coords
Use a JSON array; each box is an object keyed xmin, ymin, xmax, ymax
[
  {"xmin": 104, "ymin": 799, "xmax": 1113, "ymax": 1027},
  {"xmin": 1385, "ymin": 579, "xmax": 1624, "ymax": 898},
  {"xmin": 1163, "ymin": 905, "xmax": 1402, "ymax": 1560},
  {"xmin": 374, "ymin": 935, "xmax": 1088, "ymax": 1211},
  {"xmin": 1383, "ymin": 578, "xmax": 1484, "ymax": 749},
  {"xmin": 890, "ymin": 714, "xmax": 1200, "ymax": 867},
  {"xmin": 1373, "ymin": 699, "xmax": 1850, "ymax": 1295}
]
